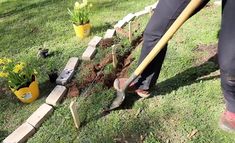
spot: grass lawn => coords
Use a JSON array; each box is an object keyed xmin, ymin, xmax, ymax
[{"xmin": 1, "ymin": 0, "xmax": 235, "ymax": 142}]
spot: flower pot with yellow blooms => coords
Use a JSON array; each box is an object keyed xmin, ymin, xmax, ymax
[
  {"xmin": 73, "ymin": 23, "xmax": 91, "ymax": 39},
  {"xmin": 68, "ymin": 0, "xmax": 93, "ymax": 39},
  {"xmin": 0, "ymin": 58, "xmax": 39, "ymax": 103},
  {"xmin": 11, "ymin": 75, "xmax": 39, "ymax": 103}
]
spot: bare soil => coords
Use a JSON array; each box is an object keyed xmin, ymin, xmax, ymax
[
  {"xmin": 99, "ymin": 38, "xmax": 115, "ymax": 48},
  {"xmin": 78, "ymin": 35, "xmax": 143, "ymax": 91},
  {"xmin": 194, "ymin": 43, "xmax": 220, "ymax": 79},
  {"xmin": 194, "ymin": 43, "xmax": 218, "ymax": 66},
  {"xmin": 67, "ymin": 81, "xmax": 80, "ymax": 97}
]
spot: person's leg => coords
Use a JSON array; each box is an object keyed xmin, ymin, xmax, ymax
[
  {"xmin": 219, "ymin": 0, "xmax": 235, "ymax": 114},
  {"xmin": 219, "ymin": 0, "xmax": 235, "ymax": 132},
  {"xmin": 134, "ymin": 0, "xmax": 189, "ymax": 90},
  {"xmin": 134, "ymin": 0, "xmax": 209, "ymax": 91},
  {"xmin": 114, "ymin": 0, "xmax": 209, "ymax": 97}
]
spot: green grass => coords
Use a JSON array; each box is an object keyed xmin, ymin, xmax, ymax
[{"xmin": 1, "ymin": 0, "xmax": 235, "ymax": 142}]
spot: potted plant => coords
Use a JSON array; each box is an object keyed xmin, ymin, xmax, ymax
[
  {"xmin": 48, "ymin": 69, "xmax": 58, "ymax": 83},
  {"xmin": 0, "ymin": 58, "xmax": 39, "ymax": 103},
  {"xmin": 68, "ymin": 0, "xmax": 93, "ymax": 39}
]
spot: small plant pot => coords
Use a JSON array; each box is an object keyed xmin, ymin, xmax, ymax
[
  {"xmin": 48, "ymin": 71, "xmax": 58, "ymax": 83},
  {"xmin": 73, "ymin": 23, "xmax": 91, "ymax": 39},
  {"xmin": 11, "ymin": 79, "xmax": 40, "ymax": 103}
]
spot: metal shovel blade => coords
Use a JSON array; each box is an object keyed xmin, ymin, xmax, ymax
[{"xmin": 109, "ymin": 90, "xmax": 125, "ymax": 110}]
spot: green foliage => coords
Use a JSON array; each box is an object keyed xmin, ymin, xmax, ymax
[
  {"xmin": 0, "ymin": 58, "xmax": 37, "ymax": 90},
  {"xmin": 68, "ymin": 0, "xmax": 92, "ymax": 25}
]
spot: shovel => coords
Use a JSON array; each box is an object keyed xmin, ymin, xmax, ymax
[{"xmin": 109, "ymin": 0, "xmax": 204, "ymax": 110}]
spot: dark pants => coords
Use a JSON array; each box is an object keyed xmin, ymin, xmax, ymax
[{"xmin": 135, "ymin": 0, "xmax": 235, "ymax": 113}]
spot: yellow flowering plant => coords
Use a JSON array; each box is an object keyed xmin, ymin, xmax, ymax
[
  {"xmin": 0, "ymin": 58, "xmax": 37, "ymax": 91},
  {"xmin": 68, "ymin": 0, "xmax": 93, "ymax": 25}
]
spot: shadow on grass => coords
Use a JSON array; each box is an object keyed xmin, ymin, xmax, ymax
[
  {"xmin": 0, "ymin": 83, "xmax": 22, "ymax": 113},
  {"xmin": 155, "ymin": 54, "xmax": 219, "ymax": 95},
  {"xmin": 118, "ymin": 54, "xmax": 219, "ymax": 109},
  {"xmin": 91, "ymin": 0, "xmax": 127, "ymax": 12},
  {"xmin": 91, "ymin": 22, "xmax": 113, "ymax": 35},
  {"xmin": 0, "ymin": 130, "xmax": 9, "ymax": 142},
  {"xmin": 38, "ymin": 80, "xmax": 56, "ymax": 99},
  {"xmin": 0, "ymin": 0, "xmax": 53, "ymax": 18}
]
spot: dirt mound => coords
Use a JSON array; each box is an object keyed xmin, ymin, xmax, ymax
[
  {"xmin": 99, "ymin": 38, "xmax": 115, "ymax": 48},
  {"xmin": 67, "ymin": 81, "xmax": 80, "ymax": 97},
  {"xmin": 78, "ymin": 54, "xmax": 133, "ymax": 90},
  {"xmin": 78, "ymin": 36, "xmax": 143, "ymax": 92},
  {"xmin": 194, "ymin": 43, "xmax": 218, "ymax": 66},
  {"xmin": 78, "ymin": 64, "xmax": 104, "ymax": 90},
  {"xmin": 95, "ymin": 54, "xmax": 113, "ymax": 70},
  {"xmin": 131, "ymin": 34, "xmax": 143, "ymax": 47}
]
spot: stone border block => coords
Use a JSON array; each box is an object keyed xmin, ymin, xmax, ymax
[
  {"xmin": 26, "ymin": 103, "xmax": 54, "ymax": 129},
  {"xmin": 82, "ymin": 46, "xmax": 97, "ymax": 61},
  {"xmin": 134, "ymin": 10, "xmax": 149, "ymax": 18},
  {"xmin": 145, "ymin": 5, "xmax": 153, "ymax": 12},
  {"xmin": 151, "ymin": 2, "xmax": 159, "ymax": 9},
  {"xmin": 123, "ymin": 13, "xmax": 135, "ymax": 23},
  {"xmin": 88, "ymin": 36, "xmax": 102, "ymax": 47},
  {"xmin": 56, "ymin": 69, "xmax": 75, "ymax": 85},
  {"xmin": 3, "ymin": 123, "xmax": 35, "ymax": 143},
  {"xmin": 114, "ymin": 20, "xmax": 126, "ymax": 29},
  {"xmin": 214, "ymin": 0, "xmax": 221, "ymax": 6},
  {"xmin": 64, "ymin": 57, "xmax": 79, "ymax": 70},
  {"xmin": 46, "ymin": 85, "xmax": 67, "ymax": 106},
  {"xmin": 104, "ymin": 29, "xmax": 116, "ymax": 39}
]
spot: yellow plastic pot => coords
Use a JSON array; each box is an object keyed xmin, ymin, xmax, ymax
[
  {"xmin": 73, "ymin": 23, "xmax": 91, "ymax": 39},
  {"xmin": 12, "ymin": 80, "xmax": 40, "ymax": 103}
]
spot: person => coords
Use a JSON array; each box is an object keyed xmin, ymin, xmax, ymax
[{"xmin": 114, "ymin": 0, "xmax": 235, "ymax": 132}]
